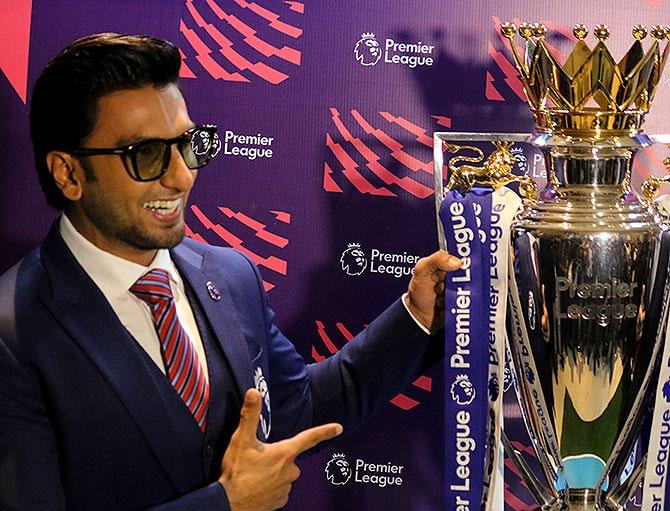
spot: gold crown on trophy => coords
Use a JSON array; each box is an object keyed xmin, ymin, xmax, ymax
[{"xmin": 501, "ymin": 22, "xmax": 670, "ymax": 135}]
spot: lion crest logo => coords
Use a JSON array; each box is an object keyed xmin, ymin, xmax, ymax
[
  {"xmin": 325, "ymin": 453, "xmax": 352, "ymax": 485},
  {"xmin": 503, "ymin": 359, "xmax": 514, "ymax": 392},
  {"xmin": 488, "ymin": 374, "xmax": 499, "ymax": 402},
  {"xmin": 524, "ymin": 363, "xmax": 536, "ymax": 385},
  {"xmin": 190, "ymin": 125, "xmax": 221, "ymax": 157},
  {"xmin": 450, "ymin": 374, "xmax": 476, "ymax": 406},
  {"xmin": 340, "ymin": 243, "xmax": 368, "ymax": 276},
  {"xmin": 254, "ymin": 366, "xmax": 271, "ymax": 440},
  {"xmin": 354, "ymin": 32, "xmax": 382, "ymax": 67},
  {"xmin": 663, "ymin": 378, "xmax": 670, "ymax": 404}
]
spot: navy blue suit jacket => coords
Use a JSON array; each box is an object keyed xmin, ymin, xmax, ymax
[{"xmin": 0, "ymin": 222, "xmax": 441, "ymax": 510}]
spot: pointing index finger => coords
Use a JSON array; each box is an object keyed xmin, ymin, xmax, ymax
[{"xmin": 282, "ymin": 423, "xmax": 344, "ymax": 457}]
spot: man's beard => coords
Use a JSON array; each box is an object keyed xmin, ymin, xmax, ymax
[{"xmin": 79, "ymin": 192, "xmax": 185, "ymax": 253}]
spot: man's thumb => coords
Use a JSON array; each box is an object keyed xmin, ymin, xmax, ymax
[{"xmin": 236, "ymin": 388, "xmax": 262, "ymax": 443}]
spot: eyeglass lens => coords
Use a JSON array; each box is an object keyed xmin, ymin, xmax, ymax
[{"xmin": 131, "ymin": 128, "xmax": 221, "ymax": 181}]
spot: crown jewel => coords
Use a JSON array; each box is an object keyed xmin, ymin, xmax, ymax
[{"xmin": 501, "ymin": 22, "xmax": 670, "ymax": 136}]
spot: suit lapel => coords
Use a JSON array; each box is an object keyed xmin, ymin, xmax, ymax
[
  {"xmin": 171, "ymin": 243, "xmax": 254, "ymax": 398},
  {"xmin": 38, "ymin": 225, "xmax": 200, "ymax": 492}
]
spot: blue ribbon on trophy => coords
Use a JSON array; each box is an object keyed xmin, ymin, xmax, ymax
[
  {"xmin": 642, "ymin": 194, "xmax": 670, "ymax": 510},
  {"xmin": 440, "ymin": 186, "xmax": 491, "ymax": 510},
  {"xmin": 439, "ymin": 165, "xmax": 523, "ymax": 510}
]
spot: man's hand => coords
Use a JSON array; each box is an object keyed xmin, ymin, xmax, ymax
[
  {"xmin": 220, "ymin": 389, "xmax": 343, "ymax": 511},
  {"xmin": 406, "ymin": 250, "xmax": 462, "ymax": 332}
]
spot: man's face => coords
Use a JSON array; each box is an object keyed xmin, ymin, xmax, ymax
[{"xmin": 67, "ymin": 84, "xmax": 196, "ymax": 264}]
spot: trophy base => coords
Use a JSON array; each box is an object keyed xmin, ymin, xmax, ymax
[{"xmin": 551, "ymin": 489, "xmax": 620, "ymax": 511}]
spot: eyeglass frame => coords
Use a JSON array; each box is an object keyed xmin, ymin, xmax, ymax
[{"xmin": 64, "ymin": 124, "xmax": 219, "ymax": 182}]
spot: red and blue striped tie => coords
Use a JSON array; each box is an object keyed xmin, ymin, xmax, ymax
[{"xmin": 131, "ymin": 269, "xmax": 210, "ymax": 432}]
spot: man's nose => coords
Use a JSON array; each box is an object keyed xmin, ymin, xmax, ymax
[{"xmin": 159, "ymin": 145, "xmax": 196, "ymax": 191}]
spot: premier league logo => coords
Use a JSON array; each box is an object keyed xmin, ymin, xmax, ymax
[
  {"xmin": 325, "ymin": 453, "xmax": 353, "ymax": 485},
  {"xmin": 254, "ymin": 366, "xmax": 271, "ymax": 440},
  {"xmin": 524, "ymin": 363, "xmax": 536, "ymax": 385},
  {"xmin": 354, "ymin": 32, "xmax": 382, "ymax": 66},
  {"xmin": 190, "ymin": 125, "xmax": 221, "ymax": 157},
  {"xmin": 488, "ymin": 374, "xmax": 499, "ymax": 401},
  {"xmin": 340, "ymin": 243, "xmax": 368, "ymax": 276},
  {"xmin": 663, "ymin": 378, "xmax": 670, "ymax": 403},
  {"xmin": 450, "ymin": 374, "xmax": 476, "ymax": 406},
  {"xmin": 503, "ymin": 359, "xmax": 514, "ymax": 392}
]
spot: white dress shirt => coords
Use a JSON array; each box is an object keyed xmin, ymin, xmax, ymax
[{"xmin": 59, "ymin": 215, "xmax": 209, "ymax": 382}]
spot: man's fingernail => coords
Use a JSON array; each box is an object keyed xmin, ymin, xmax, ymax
[
  {"xmin": 448, "ymin": 255, "xmax": 462, "ymax": 266},
  {"xmin": 247, "ymin": 391, "xmax": 259, "ymax": 403},
  {"xmin": 334, "ymin": 425, "xmax": 344, "ymax": 435}
]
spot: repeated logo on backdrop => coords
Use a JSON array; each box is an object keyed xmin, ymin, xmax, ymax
[
  {"xmin": 179, "ymin": 0, "xmax": 304, "ymax": 84},
  {"xmin": 353, "ymin": 31, "xmax": 436, "ymax": 69},
  {"xmin": 339, "ymin": 242, "xmax": 419, "ymax": 280},
  {"xmin": 325, "ymin": 452, "xmax": 406, "ymax": 489}
]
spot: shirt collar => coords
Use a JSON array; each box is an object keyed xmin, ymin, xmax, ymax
[{"xmin": 59, "ymin": 214, "xmax": 183, "ymax": 301}]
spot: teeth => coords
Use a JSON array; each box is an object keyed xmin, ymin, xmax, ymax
[{"xmin": 144, "ymin": 199, "xmax": 180, "ymax": 215}]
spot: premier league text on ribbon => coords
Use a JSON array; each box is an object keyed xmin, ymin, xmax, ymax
[
  {"xmin": 442, "ymin": 195, "xmax": 488, "ymax": 511},
  {"xmin": 448, "ymin": 202, "xmax": 473, "ymax": 371}
]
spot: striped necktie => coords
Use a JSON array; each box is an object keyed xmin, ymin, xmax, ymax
[{"xmin": 130, "ymin": 269, "xmax": 210, "ymax": 432}]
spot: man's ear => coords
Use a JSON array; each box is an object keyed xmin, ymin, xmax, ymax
[{"xmin": 46, "ymin": 151, "xmax": 83, "ymax": 201}]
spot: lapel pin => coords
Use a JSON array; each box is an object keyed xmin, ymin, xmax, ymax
[{"xmin": 206, "ymin": 280, "xmax": 221, "ymax": 301}]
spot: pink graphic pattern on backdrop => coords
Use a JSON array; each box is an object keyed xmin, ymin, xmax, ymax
[
  {"xmin": 325, "ymin": 108, "xmax": 451, "ymax": 198},
  {"xmin": 487, "ymin": 17, "xmax": 572, "ymax": 103},
  {"xmin": 185, "ymin": 205, "xmax": 290, "ymax": 291},
  {"xmin": 0, "ymin": 0, "xmax": 33, "ymax": 103},
  {"xmin": 179, "ymin": 0, "xmax": 303, "ymax": 84},
  {"xmin": 312, "ymin": 321, "xmax": 433, "ymax": 411}
]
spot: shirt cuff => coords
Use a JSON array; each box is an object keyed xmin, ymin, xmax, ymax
[{"xmin": 401, "ymin": 293, "xmax": 432, "ymax": 335}]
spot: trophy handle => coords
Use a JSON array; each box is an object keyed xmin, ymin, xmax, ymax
[{"xmin": 641, "ymin": 154, "xmax": 670, "ymax": 202}]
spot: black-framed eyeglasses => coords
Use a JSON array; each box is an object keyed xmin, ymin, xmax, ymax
[{"xmin": 66, "ymin": 124, "xmax": 221, "ymax": 182}]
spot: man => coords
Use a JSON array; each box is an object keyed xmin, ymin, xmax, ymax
[{"xmin": 0, "ymin": 34, "xmax": 460, "ymax": 510}]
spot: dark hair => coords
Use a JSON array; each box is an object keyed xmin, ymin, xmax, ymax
[{"xmin": 29, "ymin": 33, "xmax": 181, "ymax": 209}]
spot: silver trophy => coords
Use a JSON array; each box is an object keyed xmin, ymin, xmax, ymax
[{"xmin": 437, "ymin": 23, "xmax": 670, "ymax": 510}]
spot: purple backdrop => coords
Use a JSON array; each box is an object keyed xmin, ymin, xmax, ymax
[{"xmin": 2, "ymin": 1, "xmax": 670, "ymax": 509}]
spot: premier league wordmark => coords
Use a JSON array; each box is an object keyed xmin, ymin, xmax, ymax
[
  {"xmin": 339, "ymin": 242, "xmax": 420, "ymax": 279},
  {"xmin": 324, "ymin": 108, "xmax": 451, "ymax": 198},
  {"xmin": 185, "ymin": 205, "xmax": 290, "ymax": 291},
  {"xmin": 353, "ymin": 32, "xmax": 436, "ymax": 69},
  {"xmin": 179, "ymin": 0, "xmax": 303, "ymax": 84},
  {"xmin": 325, "ymin": 452, "xmax": 406, "ymax": 489}
]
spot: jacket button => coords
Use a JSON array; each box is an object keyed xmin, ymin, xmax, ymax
[{"xmin": 205, "ymin": 444, "xmax": 214, "ymax": 458}]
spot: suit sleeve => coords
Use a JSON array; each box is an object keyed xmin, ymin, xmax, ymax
[
  {"xmin": 306, "ymin": 298, "xmax": 444, "ymax": 431},
  {"xmin": 144, "ymin": 483, "xmax": 230, "ymax": 511},
  {"xmin": 238, "ymin": 252, "xmax": 443, "ymax": 439},
  {"xmin": 0, "ymin": 336, "xmax": 66, "ymax": 510}
]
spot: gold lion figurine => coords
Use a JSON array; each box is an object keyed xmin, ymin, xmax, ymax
[{"xmin": 444, "ymin": 140, "xmax": 537, "ymax": 200}]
